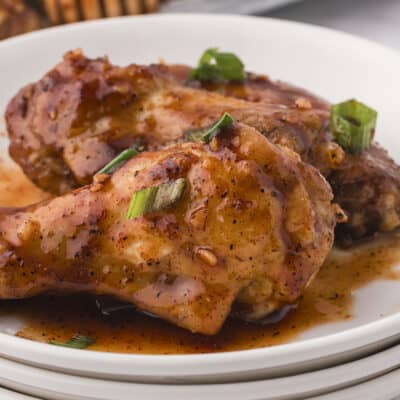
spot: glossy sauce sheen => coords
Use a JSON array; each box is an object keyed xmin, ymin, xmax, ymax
[{"xmin": 1, "ymin": 161, "xmax": 400, "ymax": 354}]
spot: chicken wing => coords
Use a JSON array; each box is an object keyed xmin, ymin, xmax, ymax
[
  {"xmin": 6, "ymin": 50, "xmax": 398, "ymax": 245},
  {"xmin": 5, "ymin": 50, "xmax": 332, "ymax": 194},
  {"xmin": 0, "ymin": 124, "xmax": 335, "ymax": 333},
  {"xmin": 329, "ymin": 145, "xmax": 400, "ymax": 244},
  {"xmin": 168, "ymin": 64, "xmax": 330, "ymax": 110},
  {"xmin": 169, "ymin": 64, "xmax": 400, "ymax": 244}
]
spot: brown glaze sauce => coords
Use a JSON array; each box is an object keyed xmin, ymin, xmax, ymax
[
  {"xmin": 0, "ymin": 158, "xmax": 50, "ymax": 207},
  {"xmin": 1, "ymin": 159, "xmax": 400, "ymax": 354}
]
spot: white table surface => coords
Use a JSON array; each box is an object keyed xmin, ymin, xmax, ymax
[{"xmin": 266, "ymin": 0, "xmax": 400, "ymax": 51}]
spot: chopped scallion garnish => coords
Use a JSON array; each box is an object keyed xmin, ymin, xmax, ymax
[
  {"xmin": 95, "ymin": 297, "xmax": 135, "ymax": 315},
  {"xmin": 50, "ymin": 334, "xmax": 95, "ymax": 349},
  {"xmin": 187, "ymin": 112, "xmax": 235, "ymax": 143},
  {"xmin": 330, "ymin": 99, "xmax": 377, "ymax": 154},
  {"xmin": 126, "ymin": 178, "xmax": 186, "ymax": 219},
  {"xmin": 189, "ymin": 48, "xmax": 245, "ymax": 82},
  {"xmin": 96, "ymin": 148, "xmax": 140, "ymax": 175}
]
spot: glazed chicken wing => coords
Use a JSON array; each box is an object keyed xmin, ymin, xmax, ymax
[
  {"xmin": 167, "ymin": 64, "xmax": 330, "ymax": 110},
  {"xmin": 171, "ymin": 64, "xmax": 400, "ymax": 244},
  {"xmin": 6, "ymin": 50, "xmax": 332, "ymax": 194},
  {"xmin": 6, "ymin": 51, "xmax": 399, "ymax": 245},
  {"xmin": 0, "ymin": 124, "xmax": 335, "ymax": 334},
  {"xmin": 329, "ymin": 145, "xmax": 400, "ymax": 244}
]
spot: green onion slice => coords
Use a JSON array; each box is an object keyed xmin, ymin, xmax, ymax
[
  {"xmin": 189, "ymin": 48, "xmax": 245, "ymax": 82},
  {"xmin": 95, "ymin": 297, "xmax": 135, "ymax": 315},
  {"xmin": 96, "ymin": 148, "xmax": 140, "ymax": 175},
  {"xmin": 187, "ymin": 112, "xmax": 235, "ymax": 143},
  {"xmin": 329, "ymin": 99, "xmax": 377, "ymax": 154},
  {"xmin": 126, "ymin": 178, "xmax": 186, "ymax": 219},
  {"xmin": 50, "ymin": 334, "xmax": 95, "ymax": 349}
]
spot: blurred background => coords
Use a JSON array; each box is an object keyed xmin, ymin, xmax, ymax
[{"xmin": 1, "ymin": 0, "xmax": 399, "ymax": 50}]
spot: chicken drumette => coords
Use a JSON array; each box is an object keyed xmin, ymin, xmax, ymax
[
  {"xmin": 0, "ymin": 124, "xmax": 335, "ymax": 334},
  {"xmin": 6, "ymin": 51, "xmax": 399, "ymax": 244},
  {"xmin": 177, "ymin": 64, "xmax": 400, "ymax": 244},
  {"xmin": 5, "ymin": 50, "xmax": 332, "ymax": 194}
]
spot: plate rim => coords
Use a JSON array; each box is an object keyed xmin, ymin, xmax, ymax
[
  {"xmin": 1, "ymin": 342, "xmax": 400, "ymax": 400},
  {"xmin": 1, "ymin": 13, "xmax": 400, "ymax": 382},
  {"xmin": 1, "ymin": 12, "xmax": 400, "ymax": 59}
]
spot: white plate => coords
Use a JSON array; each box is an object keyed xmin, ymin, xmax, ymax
[
  {"xmin": 310, "ymin": 367, "xmax": 400, "ymax": 400},
  {"xmin": 2, "ymin": 343, "xmax": 400, "ymax": 400},
  {"xmin": 1, "ymin": 14, "xmax": 400, "ymax": 383},
  {"xmin": 0, "ymin": 387, "xmax": 39, "ymax": 400}
]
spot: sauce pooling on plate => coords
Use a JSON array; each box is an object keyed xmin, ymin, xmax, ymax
[
  {"xmin": 1, "ymin": 161, "xmax": 400, "ymax": 354},
  {"xmin": 8, "ymin": 235, "xmax": 400, "ymax": 354}
]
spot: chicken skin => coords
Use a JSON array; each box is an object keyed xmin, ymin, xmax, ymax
[
  {"xmin": 168, "ymin": 64, "xmax": 330, "ymax": 111},
  {"xmin": 5, "ymin": 50, "xmax": 332, "ymax": 194},
  {"xmin": 184, "ymin": 70, "xmax": 400, "ymax": 244},
  {"xmin": 0, "ymin": 124, "xmax": 335, "ymax": 334},
  {"xmin": 6, "ymin": 50, "xmax": 399, "ymax": 245},
  {"xmin": 329, "ymin": 145, "xmax": 400, "ymax": 244}
]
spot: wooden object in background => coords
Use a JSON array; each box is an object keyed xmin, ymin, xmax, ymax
[
  {"xmin": 0, "ymin": 0, "xmax": 41, "ymax": 39},
  {"xmin": 42, "ymin": 0, "xmax": 161, "ymax": 24},
  {"xmin": 0, "ymin": 0, "xmax": 164, "ymax": 40}
]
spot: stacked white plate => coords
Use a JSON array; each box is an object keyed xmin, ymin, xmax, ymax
[
  {"xmin": 1, "ymin": 344, "xmax": 400, "ymax": 399},
  {"xmin": 1, "ymin": 14, "xmax": 400, "ymax": 399},
  {"xmin": 0, "ymin": 348, "xmax": 400, "ymax": 399}
]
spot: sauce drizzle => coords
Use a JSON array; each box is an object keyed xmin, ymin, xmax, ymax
[{"xmin": 1, "ymin": 160, "xmax": 400, "ymax": 354}]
